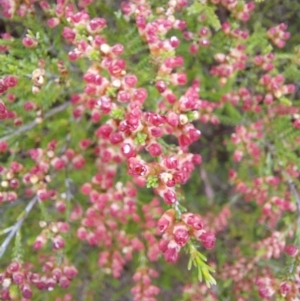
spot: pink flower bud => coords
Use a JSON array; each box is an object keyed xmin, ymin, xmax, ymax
[
  {"xmin": 167, "ymin": 111, "xmax": 179, "ymax": 127},
  {"xmin": 294, "ymin": 120, "xmax": 300, "ymax": 129},
  {"xmin": 124, "ymin": 75, "xmax": 138, "ymax": 87},
  {"xmin": 182, "ymin": 213, "xmax": 204, "ymax": 230},
  {"xmin": 173, "ymin": 223, "xmax": 189, "ymax": 247},
  {"xmin": 150, "ymin": 127, "xmax": 163, "ymax": 138},
  {"xmin": 52, "ymin": 268, "xmax": 63, "ymax": 280},
  {"xmin": 59, "ymin": 276, "xmax": 70, "ymax": 288},
  {"xmin": 62, "ymin": 27, "xmax": 76, "ymax": 43},
  {"xmin": 7, "ymin": 262, "xmax": 20, "ymax": 274},
  {"xmin": 72, "ymin": 105, "xmax": 85, "ymax": 118},
  {"xmin": 109, "ymin": 132, "xmax": 123, "ymax": 145},
  {"xmin": 246, "ymin": 2, "xmax": 255, "ymax": 11},
  {"xmin": 163, "ymin": 189, "xmax": 177, "ymax": 205},
  {"xmin": 88, "ymin": 18, "xmax": 106, "ymax": 32},
  {"xmin": 284, "ymin": 245, "xmax": 299, "ymax": 257},
  {"xmin": 174, "ymin": 20, "xmax": 186, "ymax": 30},
  {"xmin": 56, "ymin": 201, "xmax": 66, "ymax": 212},
  {"xmin": 81, "ymin": 183, "xmax": 92, "ymax": 195},
  {"xmin": 258, "ymin": 287, "xmax": 274, "ymax": 298},
  {"xmin": 0, "ymin": 141, "xmax": 8, "ymax": 153},
  {"xmin": 108, "ymin": 59, "xmax": 126, "ymax": 76},
  {"xmin": 199, "ymin": 232, "xmax": 215, "ymax": 249},
  {"xmin": 21, "ymin": 284, "xmax": 32, "ymax": 299},
  {"xmin": 192, "ymin": 154, "xmax": 202, "ymax": 165},
  {"xmin": 33, "ymin": 236, "xmax": 46, "ymax": 250},
  {"xmin": 233, "ymin": 149, "xmax": 243, "ymax": 162},
  {"xmin": 12, "ymin": 271, "xmax": 24, "ymax": 285},
  {"xmin": 127, "ymin": 158, "xmax": 148, "ymax": 176},
  {"xmin": 77, "ymin": 227, "xmax": 87, "ymax": 240},
  {"xmin": 83, "ymin": 73, "xmax": 96, "ymax": 84},
  {"xmin": 111, "ymin": 44, "xmax": 124, "ymax": 56},
  {"xmin": 121, "ymin": 142, "xmax": 136, "ymax": 158},
  {"xmin": 24, "ymin": 101, "xmax": 36, "ymax": 111},
  {"xmin": 51, "ymin": 157, "xmax": 66, "ymax": 170},
  {"xmin": 157, "ymin": 209, "xmax": 175, "ymax": 234},
  {"xmin": 22, "ymin": 37, "xmax": 37, "ymax": 47},
  {"xmin": 52, "ymin": 235, "xmax": 65, "ymax": 250},
  {"xmin": 133, "ymin": 88, "xmax": 148, "ymax": 103},
  {"xmin": 200, "ymin": 39, "xmax": 210, "ymax": 47},
  {"xmin": 63, "ymin": 266, "xmax": 78, "ymax": 279},
  {"xmin": 155, "ymin": 80, "xmax": 167, "ymax": 93},
  {"xmin": 165, "ymin": 92, "xmax": 177, "ymax": 104},
  {"xmin": 280, "ymin": 282, "xmax": 291, "ymax": 296},
  {"xmin": 96, "ymin": 124, "xmax": 113, "ymax": 139},
  {"xmin": 222, "ymin": 22, "xmax": 230, "ymax": 33},
  {"xmin": 0, "ymin": 80, "xmax": 8, "ymax": 95},
  {"xmin": 163, "ymin": 241, "xmax": 180, "ymax": 263},
  {"xmin": 170, "ymin": 36, "xmax": 180, "ymax": 48},
  {"xmin": 264, "ymin": 93, "xmax": 273, "ymax": 105},
  {"xmin": 47, "ymin": 18, "xmax": 60, "ymax": 28},
  {"xmin": 189, "ymin": 43, "xmax": 199, "ymax": 54},
  {"xmin": 287, "ymin": 84, "xmax": 295, "ymax": 94},
  {"xmin": 117, "ymin": 90, "xmax": 131, "ymax": 103},
  {"xmin": 171, "ymin": 73, "xmax": 187, "ymax": 85},
  {"xmin": 4, "ymin": 76, "xmax": 18, "ymax": 88},
  {"xmin": 147, "ymin": 143, "xmax": 162, "ymax": 157}
]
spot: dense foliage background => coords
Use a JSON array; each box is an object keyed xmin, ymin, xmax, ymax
[{"xmin": 1, "ymin": 0, "xmax": 300, "ymax": 300}]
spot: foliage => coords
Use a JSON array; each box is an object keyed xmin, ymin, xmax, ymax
[{"xmin": 0, "ymin": 0, "xmax": 300, "ymax": 300}]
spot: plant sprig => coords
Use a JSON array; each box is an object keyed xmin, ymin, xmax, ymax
[{"xmin": 187, "ymin": 242, "xmax": 216, "ymax": 288}]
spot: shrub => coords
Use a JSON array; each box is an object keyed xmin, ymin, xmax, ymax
[{"xmin": 0, "ymin": 0, "xmax": 300, "ymax": 300}]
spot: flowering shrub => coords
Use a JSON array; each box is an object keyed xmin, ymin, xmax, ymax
[{"xmin": 0, "ymin": 0, "xmax": 300, "ymax": 299}]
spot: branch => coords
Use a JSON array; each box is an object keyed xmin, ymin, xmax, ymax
[
  {"xmin": 200, "ymin": 167, "xmax": 214, "ymax": 204},
  {"xmin": 0, "ymin": 196, "xmax": 38, "ymax": 259},
  {"xmin": 288, "ymin": 181, "xmax": 300, "ymax": 226},
  {"xmin": 0, "ymin": 101, "xmax": 71, "ymax": 143},
  {"xmin": 0, "ymin": 226, "xmax": 14, "ymax": 236}
]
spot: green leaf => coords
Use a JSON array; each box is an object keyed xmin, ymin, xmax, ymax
[
  {"xmin": 135, "ymin": 132, "xmax": 148, "ymax": 145},
  {"xmin": 187, "ymin": 258, "xmax": 193, "ymax": 271},
  {"xmin": 223, "ymin": 278, "xmax": 233, "ymax": 288},
  {"xmin": 146, "ymin": 175, "xmax": 159, "ymax": 188},
  {"xmin": 187, "ymin": 242, "xmax": 216, "ymax": 287},
  {"xmin": 187, "ymin": 2, "xmax": 221, "ymax": 31},
  {"xmin": 187, "ymin": 2, "xmax": 206, "ymax": 16},
  {"xmin": 279, "ymin": 97, "xmax": 292, "ymax": 106},
  {"xmin": 197, "ymin": 265, "xmax": 203, "ymax": 282},
  {"xmin": 203, "ymin": 5, "xmax": 221, "ymax": 31},
  {"xmin": 110, "ymin": 108, "xmax": 124, "ymax": 120}
]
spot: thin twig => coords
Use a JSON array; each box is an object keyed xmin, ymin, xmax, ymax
[
  {"xmin": 65, "ymin": 178, "xmax": 73, "ymax": 202},
  {"xmin": 288, "ymin": 181, "xmax": 300, "ymax": 226},
  {"xmin": 0, "ymin": 196, "xmax": 38, "ymax": 258},
  {"xmin": 200, "ymin": 166, "xmax": 214, "ymax": 204},
  {"xmin": 0, "ymin": 101, "xmax": 71, "ymax": 142},
  {"xmin": 0, "ymin": 226, "xmax": 14, "ymax": 235}
]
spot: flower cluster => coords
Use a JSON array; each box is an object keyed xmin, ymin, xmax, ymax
[
  {"xmin": 259, "ymin": 74, "xmax": 295, "ymax": 99},
  {"xmin": 267, "ymin": 23, "xmax": 291, "ymax": 48},
  {"xmin": 211, "ymin": 45, "xmax": 248, "ymax": 86},
  {"xmin": 131, "ymin": 267, "xmax": 160, "ymax": 301},
  {"xmin": 157, "ymin": 209, "xmax": 215, "ymax": 263},
  {"xmin": 0, "ymin": 76, "xmax": 18, "ymax": 95},
  {"xmin": 0, "ymin": 161, "xmax": 23, "ymax": 203},
  {"xmin": 216, "ymin": 0, "xmax": 255, "ymax": 21},
  {"xmin": 0, "ymin": 0, "xmax": 299, "ymax": 300},
  {"xmin": 0, "ymin": 259, "xmax": 77, "ymax": 300}
]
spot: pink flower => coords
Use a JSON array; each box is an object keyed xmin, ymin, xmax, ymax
[
  {"xmin": 199, "ymin": 232, "xmax": 216, "ymax": 249},
  {"xmin": 284, "ymin": 245, "xmax": 299, "ymax": 257},
  {"xmin": 22, "ymin": 37, "xmax": 37, "ymax": 47},
  {"xmin": 163, "ymin": 241, "xmax": 180, "ymax": 263},
  {"xmin": 173, "ymin": 223, "xmax": 189, "ymax": 247},
  {"xmin": 4, "ymin": 75, "xmax": 18, "ymax": 88}
]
